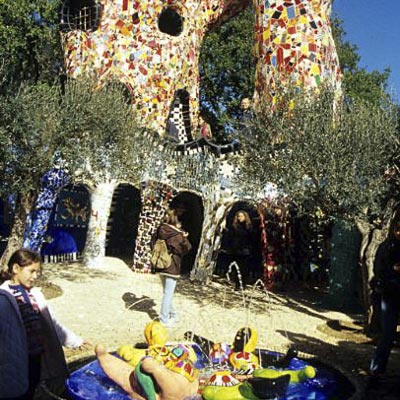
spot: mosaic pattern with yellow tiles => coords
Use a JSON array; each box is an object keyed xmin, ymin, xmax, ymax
[
  {"xmin": 62, "ymin": 0, "xmax": 340, "ymax": 135},
  {"xmin": 61, "ymin": 0, "xmax": 249, "ymax": 138},
  {"xmin": 253, "ymin": 0, "xmax": 341, "ymax": 109}
]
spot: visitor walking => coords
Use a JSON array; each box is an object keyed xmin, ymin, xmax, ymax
[
  {"xmin": 229, "ymin": 210, "xmax": 254, "ymax": 290},
  {"xmin": 369, "ymin": 222, "xmax": 400, "ymax": 376},
  {"xmin": 0, "ymin": 248, "xmax": 89, "ymax": 399},
  {"xmin": 152, "ymin": 209, "xmax": 192, "ymax": 327}
]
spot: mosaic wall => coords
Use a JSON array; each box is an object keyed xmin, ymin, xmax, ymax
[
  {"xmin": 61, "ymin": 0, "xmax": 249, "ymax": 139},
  {"xmin": 62, "ymin": 0, "xmax": 340, "ymax": 132},
  {"xmin": 23, "ymin": 168, "xmax": 70, "ymax": 252},
  {"xmin": 253, "ymin": 0, "xmax": 341, "ymax": 109},
  {"xmin": 83, "ymin": 181, "xmax": 117, "ymax": 267},
  {"xmin": 132, "ymin": 152, "xmax": 243, "ymax": 274},
  {"xmin": 133, "ymin": 181, "xmax": 177, "ymax": 272}
]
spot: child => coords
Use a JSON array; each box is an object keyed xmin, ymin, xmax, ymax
[{"xmin": 0, "ymin": 248, "xmax": 87, "ymax": 399}]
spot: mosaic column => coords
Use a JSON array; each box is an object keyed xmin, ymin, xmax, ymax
[
  {"xmin": 190, "ymin": 187, "xmax": 236, "ymax": 282},
  {"xmin": 83, "ymin": 181, "xmax": 117, "ymax": 267},
  {"xmin": 23, "ymin": 168, "xmax": 70, "ymax": 252},
  {"xmin": 132, "ymin": 181, "xmax": 176, "ymax": 273},
  {"xmin": 253, "ymin": 0, "xmax": 341, "ymax": 110}
]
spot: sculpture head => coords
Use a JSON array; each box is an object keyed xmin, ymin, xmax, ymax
[{"xmin": 144, "ymin": 320, "xmax": 168, "ymax": 347}]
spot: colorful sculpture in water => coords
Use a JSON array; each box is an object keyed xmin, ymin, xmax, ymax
[
  {"xmin": 95, "ymin": 344, "xmax": 199, "ymax": 400},
  {"xmin": 117, "ymin": 320, "xmax": 170, "ymax": 367},
  {"xmin": 61, "ymin": 0, "xmax": 340, "ymax": 141},
  {"xmin": 95, "ymin": 321, "xmax": 200, "ymax": 400},
  {"xmin": 86, "ymin": 321, "xmax": 322, "ymax": 400},
  {"xmin": 229, "ymin": 326, "xmax": 260, "ymax": 371}
]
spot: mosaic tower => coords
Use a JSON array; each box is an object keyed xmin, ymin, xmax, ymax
[
  {"xmin": 61, "ymin": 0, "xmax": 249, "ymax": 143},
  {"xmin": 253, "ymin": 0, "xmax": 341, "ymax": 109}
]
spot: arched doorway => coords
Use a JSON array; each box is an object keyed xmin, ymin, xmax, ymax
[
  {"xmin": 216, "ymin": 201, "xmax": 263, "ymax": 281},
  {"xmin": 42, "ymin": 184, "xmax": 90, "ymax": 262},
  {"xmin": 106, "ymin": 184, "xmax": 141, "ymax": 262},
  {"xmin": 170, "ymin": 192, "xmax": 204, "ymax": 275}
]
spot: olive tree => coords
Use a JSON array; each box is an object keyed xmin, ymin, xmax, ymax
[{"xmin": 240, "ymin": 87, "xmax": 399, "ymax": 324}]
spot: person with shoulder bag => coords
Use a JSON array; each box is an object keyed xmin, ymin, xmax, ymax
[{"xmin": 151, "ymin": 209, "xmax": 192, "ymax": 328}]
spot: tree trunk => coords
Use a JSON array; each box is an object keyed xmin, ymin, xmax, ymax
[
  {"xmin": 362, "ymin": 226, "xmax": 395, "ymax": 334},
  {"xmin": 82, "ymin": 182, "xmax": 116, "ymax": 267},
  {"xmin": 0, "ymin": 192, "xmax": 34, "ymax": 270},
  {"xmin": 357, "ymin": 200, "xmax": 399, "ymax": 334},
  {"xmin": 356, "ymin": 220, "xmax": 373, "ymax": 312}
]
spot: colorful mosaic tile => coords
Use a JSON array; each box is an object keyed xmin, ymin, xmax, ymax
[
  {"xmin": 61, "ymin": 0, "xmax": 249, "ymax": 139},
  {"xmin": 62, "ymin": 0, "xmax": 340, "ymax": 129},
  {"xmin": 253, "ymin": 0, "xmax": 341, "ymax": 109}
]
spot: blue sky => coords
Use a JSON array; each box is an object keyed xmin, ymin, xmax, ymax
[{"xmin": 332, "ymin": 0, "xmax": 400, "ymax": 103}]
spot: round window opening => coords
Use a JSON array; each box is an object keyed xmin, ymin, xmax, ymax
[{"xmin": 158, "ymin": 8, "xmax": 184, "ymax": 36}]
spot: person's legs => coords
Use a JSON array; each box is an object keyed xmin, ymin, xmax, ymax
[
  {"xmin": 370, "ymin": 297, "xmax": 399, "ymax": 374},
  {"xmin": 159, "ymin": 275, "xmax": 177, "ymax": 324}
]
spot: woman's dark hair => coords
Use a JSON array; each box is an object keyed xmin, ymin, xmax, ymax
[
  {"xmin": 163, "ymin": 209, "xmax": 180, "ymax": 226},
  {"xmin": 0, "ymin": 248, "xmax": 42, "ymax": 282}
]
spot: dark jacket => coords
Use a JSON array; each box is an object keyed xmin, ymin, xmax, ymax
[
  {"xmin": 152, "ymin": 223, "xmax": 192, "ymax": 277},
  {"xmin": 231, "ymin": 224, "xmax": 253, "ymax": 257},
  {"xmin": 373, "ymin": 237, "xmax": 400, "ymax": 301},
  {"xmin": 0, "ymin": 289, "xmax": 29, "ymax": 398}
]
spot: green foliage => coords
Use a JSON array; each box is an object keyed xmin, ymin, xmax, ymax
[
  {"xmin": 0, "ymin": 0, "xmax": 62, "ymax": 92},
  {"xmin": 0, "ymin": 83, "xmax": 62, "ymax": 198},
  {"xmin": 0, "ymin": 78, "xmax": 164, "ymax": 201},
  {"xmin": 240, "ymin": 88, "xmax": 399, "ymax": 222},
  {"xmin": 199, "ymin": 6, "xmax": 255, "ymax": 140},
  {"xmin": 58, "ymin": 78, "xmax": 161, "ymax": 185}
]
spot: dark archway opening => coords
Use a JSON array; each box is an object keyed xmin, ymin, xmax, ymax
[
  {"xmin": 60, "ymin": 0, "xmax": 101, "ymax": 32},
  {"xmin": 215, "ymin": 201, "xmax": 263, "ymax": 282},
  {"xmin": 106, "ymin": 184, "xmax": 141, "ymax": 262},
  {"xmin": 170, "ymin": 192, "xmax": 204, "ymax": 275},
  {"xmin": 158, "ymin": 8, "xmax": 184, "ymax": 36},
  {"xmin": 42, "ymin": 184, "xmax": 90, "ymax": 262}
]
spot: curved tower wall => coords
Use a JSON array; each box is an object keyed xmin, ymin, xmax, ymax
[{"xmin": 253, "ymin": 0, "xmax": 341, "ymax": 109}]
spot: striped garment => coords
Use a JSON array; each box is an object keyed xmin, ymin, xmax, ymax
[{"xmin": 9, "ymin": 285, "xmax": 44, "ymax": 356}]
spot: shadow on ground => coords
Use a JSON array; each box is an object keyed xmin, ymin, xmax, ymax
[{"xmin": 122, "ymin": 292, "xmax": 158, "ymax": 319}]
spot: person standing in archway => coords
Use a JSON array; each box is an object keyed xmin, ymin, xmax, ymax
[{"xmin": 230, "ymin": 210, "xmax": 254, "ymax": 290}]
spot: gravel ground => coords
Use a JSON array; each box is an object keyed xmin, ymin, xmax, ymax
[{"xmin": 39, "ymin": 257, "xmax": 400, "ymax": 399}]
